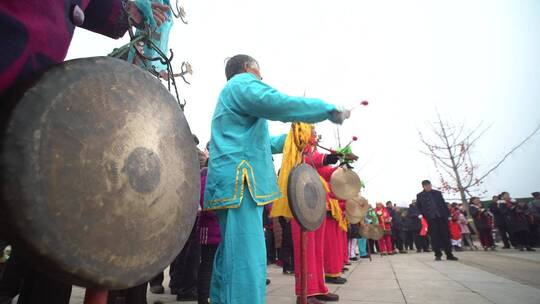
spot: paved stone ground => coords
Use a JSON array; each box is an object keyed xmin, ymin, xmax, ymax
[{"xmin": 65, "ymin": 249, "xmax": 540, "ymax": 304}]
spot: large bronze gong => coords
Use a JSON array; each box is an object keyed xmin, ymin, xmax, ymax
[
  {"xmin": 287, "ymin": 164, "xmax": 326, "ymax": 231},
  {"xmin": 0, "ymin": 57, "xmax": 200, "ymax": 289}
]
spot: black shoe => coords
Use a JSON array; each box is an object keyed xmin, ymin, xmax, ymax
[
  {"xmin": 399, "ymin": 250, "xmax": 407, "ymax": 254},
  {"xmin": 425, "ymin": 249, "xmax": 432, "ymax": 253},
  {"xmin": 315, "ymin": 292, "xmax": 340, "ymax": 301},
  {"xmin": 435, "ymin": 256, "xmax": 442, "ymax": 261},
  {"xmin": 297, "ymin": 297, "xmax": 324, "ymax": 304},
  {"xmin": 325, "ymin": 276, "xmax": 347, "ymax": 284},
  {"xmin": 447, "ymin": 255, "xmax": 459, "ymax": 261},
  {"xmin": 176, "ymin": 291, "xmax": 198, "ymax": 301},
  {"xmin": 149, "ymin": 285, "xmax": 165, "ymax": 294},
  {"xmin": 342, "ymin": 267, "xmax": 349, "ymax": 272},
  {"xmin": 350, "ymin": 256, "xmax": 359, "ymax": 261},
  {"xmin": 416, "ymin": 250, "xmax": 422, "ymax": 253},
  {"xmin": 198, "ymin": 296, "xmax": 210, "ymax": 304},
  {"xmin": 526, "ymin": 247, "xmax": 536, "ymax": 252},
  {"xmin": 266, "ymin": 279, "xmax": 271, "ymax": 285},
  {"xmin": 360, "ymin": 255, "xmax": 369, "ymax": 258}
]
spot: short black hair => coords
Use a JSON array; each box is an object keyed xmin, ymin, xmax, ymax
[
  {"xmin": 225, "ymin": 54, "xmax": 258, "ymax": 80},
  {"xmin": 499, "ymin": 191, "xmax": 509, "ymax": 200},
  {"xmin": 532, "ymin": 192, "xmax": 540, "ymax": 198},
  {"xmin": 421, "ymin": 180, "xmax": 431, "ymax": 186}
]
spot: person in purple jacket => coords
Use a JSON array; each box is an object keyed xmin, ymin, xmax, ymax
[
  {"xmin": 197, "ymin": 158, "xmax": 221, "ymax": 304},
  {"xmin": 0, "ymin": 0, "xmax": 169, "ymax": 98}
]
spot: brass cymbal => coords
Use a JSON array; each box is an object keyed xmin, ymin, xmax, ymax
[{"xmin": 330, "ymin": 167, "xmax": 361, "ymax": 200}]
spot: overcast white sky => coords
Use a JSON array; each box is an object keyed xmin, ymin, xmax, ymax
[{"xmin": 67, "ymin": 0, "xmax": 540, "ymax": 206}]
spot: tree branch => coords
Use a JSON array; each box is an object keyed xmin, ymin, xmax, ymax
[
  {"xmin": 420, "ymin": 150, "xmax": 454, "ymax": 168},
  {"xmin": 476, "ymin": 122, "xmax": 540, "ymax": 182},
  {"xmin": 464, "ymin": 151, "xmax": 476, "ymax": 188},
  {"xmin": 457, "ymin": 123, "xmax": 493, "ymax": 166},
  {"xmin": 437, "ymin": 162, "xmax": 459, "ymax": 181}
]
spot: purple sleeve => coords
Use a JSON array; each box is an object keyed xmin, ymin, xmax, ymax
[
  {"xmin": 199, "ymin": 170, "xmax": 207, "ymax": 209},
  {"xmin": 81, "ymin": 0, "xmax": 129, "ymax": 39}
]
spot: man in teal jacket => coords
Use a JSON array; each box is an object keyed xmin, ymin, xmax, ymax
[{"xmin": 204, "ymin": 54, "xmax": 349, "ymax": 304}]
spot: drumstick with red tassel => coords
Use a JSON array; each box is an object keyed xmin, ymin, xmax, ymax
[
  {"xmin": 352, "ymin": 100, "xmax": 369, "ymax": 110},
  {"xmin": 317, "ymin": 100, "xmax": 367, "ymax": 154}
]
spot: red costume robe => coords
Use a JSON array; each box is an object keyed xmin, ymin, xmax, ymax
[
  {"xmin": 339, "ymin": 200, "xmax": 349, "ymax": 266},
  {"xmin": 291, "ymin": 145, "xmax": 329, "ymax": 296},
  {"xmin": 314, "ymin": 159, "xmax": 347, "ymax": 278},
  {"xmin": 375, "ymin": 205, "xmax": 393, "ymax": 253},
  {"xmin": 292, "ymin": 219, "xmax": 328, "ymax": 296}
]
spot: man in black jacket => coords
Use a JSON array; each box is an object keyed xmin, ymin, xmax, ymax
[
  {"xmin": 416, "ymin": 180, "xmax": 458, "ymax": 261},
  {"xmin": 489, "ymin": 195, "xmax": 511, "ymax": 249}
]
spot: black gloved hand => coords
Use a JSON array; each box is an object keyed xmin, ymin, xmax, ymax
[{"xmin": 323, "ymin": 153, "xmax": 339, "ymax": 166}]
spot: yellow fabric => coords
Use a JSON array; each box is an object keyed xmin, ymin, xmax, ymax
[
  {"xmin": 339, "ymin": 215, "xmax": 348, "ymax": 232},
  {"xmin": 270, "ymin": 123, "xmax": 313, "ymax": 218}
]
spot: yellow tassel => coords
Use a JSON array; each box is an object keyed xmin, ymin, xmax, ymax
[
  {"xmin": 322, "ymin": 178, "xmax": 347, "ymax": 231},
  {"xmin": 270, "ymin": 123, "xmax": 313, "ymax": 218}
]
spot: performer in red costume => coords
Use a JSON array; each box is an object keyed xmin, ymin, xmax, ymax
[
  {"xmin": 291, "ymin": 132, "xmax": 339, "ymax": 304},
  {"xmin": 305, "ymin": 137, "xmax": 357, "ymax": 286}
]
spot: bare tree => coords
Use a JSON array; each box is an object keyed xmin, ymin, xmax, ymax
[{"xmin": 419, "ymin": 114, "xmax": 540, "ymax": 212}]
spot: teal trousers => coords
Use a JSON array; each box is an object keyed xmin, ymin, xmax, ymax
[
  {"xmin": 210, "ymin": 193, "xmax": 266, "ymax": 304},
  {"xmin": 358, "ymin": 238, "xmax": 368, "ymax": 257}
]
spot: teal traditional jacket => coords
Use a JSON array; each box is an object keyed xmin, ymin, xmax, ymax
[{"xmin": 203, "ymin": 73, "xmax": 337, "ymax": 210}]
